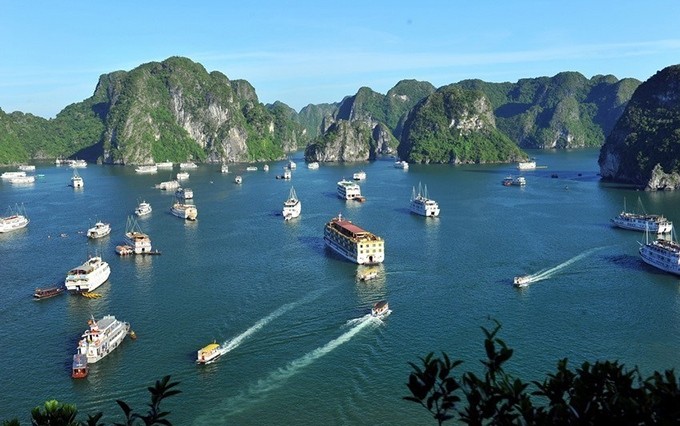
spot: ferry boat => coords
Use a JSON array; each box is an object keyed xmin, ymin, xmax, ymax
[
  {"xmin": 513, "ymin": 275, "xmax": 531, "ymax": 288},
  {"xmin": 156, "ymin": 161, "xmax": 173, "ymax": 169},
  {"xmin": 179, "ymin": 162, "xmax": 198, "ymax": 169},
  {"xmin": 221, "ymin": 164, "xmax": 229, "ymax": 173},
  {"xmin": 34, "ymin": 286, "xmax": 65, "ymax": 300},
  {"xmin": 72, "ymin": 315, "xmax": 131, "ymax": 376},
  {"xmin": 307, "ymin": 162, "xmax": 319, "ymax": 170},
  {"xmin": 123, "ymin": 216, "xmax": 153, "ymax": 254},
  {"xmin": 263, "ymin": 164, "xmax": 270, "ymax": 172},
  {"xmin": 175, "ymin": 187, "xmax": 194, "ymax": 200},
  {"xmin": 9, "ymin": 175, "xmax": 35, "ymax": 184},
  {"xmin": 282, "ymin": 186, "xmax": 301, "ymax": 220},
  {"xmin": 639, "ymin": 232, "xmax": 680, "ymax": 276},
  {"xmin": 337, "ymin": 179, "xmax": 364, "ymax": 201},
  {"xmin": 353, "ymin": 171, "xmax": 366, "ymax": 181},
  {"xmin": 65, "ymin": 256, "xmax": 111, "ymax": 292},
  {"xmin": 502, "ymin": 176, "xmax": 526, "ymax": 187},
  {"xmin": 371, "ymin": 300, "xmax": 390, "ymax": 319},
  {"xmin": 70, "ymin": 159, "xmax": 87, "ymax": 168},
  {"xmin": 156, "ymin": 180, "xmax": 180, "ymax": 190},
  {"xmin": 0, "ymin": 204, "xmax": 29, "ymax": 233},
  {"xmin": 18, "ymin": 164, "xmax": 36, "ymax": 171},
  {"xmin": 171, "ymin": 201, "xmax": 198, "ymax": 221},
  {"xmin": 196, "ymin": 342, "xmax": 222, "ymax": 364},
  {"xmin": 611, "ymin": 198, "xmax": 672, "ymax": 234},
  {"xmin": 135, "ymin": 164, "xmax": 158, "ymax": 174},
  {"xmin": 87, "ymin": 221, "xmax": 111, "ymax": 239},
  {"xmin": 287, "ymin": 159, "xmax": 297, "ymax": 170},
  {"xmin": 135, "ymin": 200, "xmax": 152, "ymax": 217},
  {"xmin": 176, "ymin": 172, "xmax": 190, "ymax": 180},
  {"xmin": 234, "ymin": 175, "xmax": 242, "ymax": 184},
  {"xmin": 410, "ymin": 183, "xmax": 440, "ymax": 217},
  {"xmin": 324, "ymin": 213, "xmax": 384, "ymax": 265},
  {"xmin": 246, "ymin": 166, "xmax": 258, "ymax": 171},
  {"xmin": 517, "ymin": 160, "xmax": 536, "ymax": 170},
  {"xmin": 71, "ymin": 170, "xmax": 84, "ymax": 188},
  {"xmin": 1, "ymin": 171, "xmax": 26, "ymax": 179},
  {"xmin": 394, "ymin": 160, "xmax": 409, "ymax": 170}
]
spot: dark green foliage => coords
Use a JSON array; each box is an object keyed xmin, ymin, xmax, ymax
[
  {"xmin": 405, "ymin": 321, "xmax": 680, "ymax": 424},
  {"xmin": 297, "ymin": 103, "xmax": 339, "ymax": 139}
]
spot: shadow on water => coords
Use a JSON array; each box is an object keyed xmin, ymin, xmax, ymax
[
  {"xmin": 602, "ymin": 254, "xmax": 646, "ymax": 273},
  {"xmin": 393, "ymin": 207, "xmax": 411, "ymax": 215},
  {"xmin": 298, "ymin": 236, "xmax": 326, "ymax": 256}
]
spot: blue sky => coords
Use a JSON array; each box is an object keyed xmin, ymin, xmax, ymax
[{"xmin": 2, "ymin": 1, "xmax": 680, "ymax": 118}]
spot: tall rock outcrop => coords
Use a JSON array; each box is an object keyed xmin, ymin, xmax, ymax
[{"xmin": 599, "ymin": 65, "xmax": 680, "ymax": 190}]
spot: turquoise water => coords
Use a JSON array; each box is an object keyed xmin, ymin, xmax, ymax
[{"xmin": 1, "ymin": 150, "xmax": 680, "ymax": 424}]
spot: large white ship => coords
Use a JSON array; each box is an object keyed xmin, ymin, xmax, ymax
[
  {"xmin": 337, "ymin": 179, "xmax": 364, "ymax": 201},
  {"xmin": 639, "ymin": 233, "xmax": 680, "ymax": 276},
  {"xmin": 323, "ymin": 213, "xmax": 384, "ymax": 265},
  {"xmin": 72, "ymin": 315, "xmax": 130, "ymax": 375},
  {"xmin": 135, "ymin": 164, "xmax": 158, "ymax": 174},
  {"xmin": 410, "ymin": 183, "xmax": 440, "ymax": 217},
  {"xmin": 282, "ymin": 186, "xmax": 301, "ymax": 220},
  {"xmin": 611, "ymin": 198, "xmax": 672, "ymax": 234},
  {"xmin": 71, "ymin": 170, "xmax": 84, "ymax": 188},
  {"xmin": 0, "ymin": 205, "xmax": 29, "ymax": 233},
  {"xmin": 65, "ymin": 256, "xmax": 111, "ymax": 292},
  {"xmin": 171, "ymin": 201, "xmax": 198, "ymax": 221},
  {"xmin": 123, "ymin": 216, "xmax": 153, "ymax": 253},
  {"xmin": 517, "ymin": 160, "xmax": 536, "ymax": 170}
]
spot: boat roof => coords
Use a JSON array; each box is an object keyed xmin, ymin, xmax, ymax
[
  {"xmin": 335, "ymin": 219, "xmax": 368, "ymax": 236},
  {"xmin": 373, "ymin": 300, "xmax": 388, "ymax": 309},
  {"xmin": 200, "ymin": 343, "xmax": 220, "ymax": 352}
]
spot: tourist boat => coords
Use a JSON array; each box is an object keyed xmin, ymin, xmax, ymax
[
  {"xmin": 611, "ymin": 198, "xmax": 672, "ymax": 234},
  {"xmin": 357, "ymin": 269, "xmax": 378, "ymax": 281},
  {"xmin": 156, "ymin": 161, "xmax": 173, "ymax": 169},
  {"xmin": 18, "ymin": 164, "xmax": 35, "ymax": 171},
  {"xmin": 287, "ymin": 159, "xmax": 297, "ymax": 170},
  {"xmin": 324, "ymin": 213, "xmax": 384, "ymax": 265},
  {"xmin": 179, "ymin": 162, "xmax": 198, "ymax": 169},
  {"xmin": 135, "ymin": 164, "xmax": 158, "ymax": 174},
  {"xmin": 71, "ymin": 170, "xmax": 84, "ymax": 188},
  {"xmin": 72, "ymin": 315, "xmax": 131, "ymax": 376},
  {"xmin": 307, "ymin": 162, "xmax": 319, "ymax": 170},
  {"xmin": 65, "ymin": 256, "xmax": 111, "ymax": 292},
  {"xmin": 70, "ymin": 159, "xmax": 87, "ymax": 168},
  {"xmin": 9, "ymin": 175, "xmax": 35, "ymax": 184},
  {"xmin": 337, "ymin": 179, "xmax": 364, "ymax": 201},
  {"xmin": 156, "ymin": 180, "xmax": 180, "ymax": 190},
  {"xmin": 196, "ymin": 341, "xmax": 222, "ymax": 364},
  {"xmin": 234, "ymin": 175, "xmax": 242, "ymax": 184},
  {"xmin": 513, "ymin": 275, "xmax": 531, "ymax": 288},
  {"xmin": 282, "ymin": 186, "xmax": 301, "ymax": 220},
  {"xmin": 221, "ymin": 164, "xmax": 229, "ymax": 173},
  {"xmin": 246, "ymin": 166, "xmax": 258, "ymax": 171},
  {"xmin": 353, "ymin": 171, "xmax": 366, "ymax": 181},
  {"xmin": 135, "ymin": 200, "xmax": 152, "ymax": 217},
  {"xmin": 72, "ymin": 353, "xmax": 88, "ymax": 379},
  {"xmin": 0, "ymin": 204, "xmax": 30, "ymax": 233},
  {"xmin": 410, "ymin": 183, "xmax": 440, "ymax": 217},
  {"xmin": 282, "ymin": 169, "xmax": 291, "ymax": 180},
  {"xmin": 394, "ymin": 160, "xmax": 409, "ymax": 170},
  {"xmin": 123, "ymin": 216, "xmax": 153, "ymax": 254},
  {"xmin": 1, "ymin": 171, "xmax": 26, "ymax": 179},
  {"xmin": 639, "ymin": 230, "xmax": 680, "ymax": 276},
  {"xmin": 502, "ymin": 176, "xmax": 526, "ymax": 187},
  {"xmin": 263, "ymin": 164, "xmax": 269, "ymax": 172},
  {"xmin": 175, "ymin": 187, "xmax": 194, "ymax": 200},
  {"xmin": 171, "ymin": 200, "xmax": 198, "ymax": 221},
  {"xmin": 371, "ymin": 300, "xmax": 390, "ymax": 319},
  {"xmin": 87, "ymin": 221, "xmax": 111, "ymax": 239},
  {"xmin": 34, "ymin": 286, "xmax": 65, "ymax": 300},
  {"xmin": 176, "ymin": 172, "xmax": 190, "ymax": 180},
  {"xmin": 517, "ymin": 160, "xmax": 536, "ymax": 170}
]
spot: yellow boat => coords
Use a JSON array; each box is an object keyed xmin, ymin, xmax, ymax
[
  {"xmin": 81, "ymin": 292, "xmax": 102, "ymax": 299},
  {"xmin": 196, "ymin": 342, "xmax": 221, "ymax": 364}
]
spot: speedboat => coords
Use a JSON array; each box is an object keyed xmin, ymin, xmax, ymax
[
  {"xmin": 87, "ymin": 221, "xmax": 111, "ymax": 239},
  {"xmin": 353, "ymin": 171, "xmax": 366, "ymax": 181},
  {"xmin": 234, "ymin": 175, "xmax": 242, "ymax": 184},
  {"xmin": 196, "ymin": 342, "xmax": 222, "ymax": 364},
  {"xmin": 371, "ymin": 301, "xmax": 390, "ymax": 319},
  {"xmin": 358, "ymin": 270, "xmax": 378, "ymax": 281},
  {"xmin": 135, "ymin": 201, "xmax": 152, "ymax": 217},
  {"xmin": 513, "ymin": 276, "xmax": 531, "ymax": 287}
]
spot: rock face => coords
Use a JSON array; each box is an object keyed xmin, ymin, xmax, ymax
[
  {"xmin": 398, "ymin": 85, "xmax": 526, "ymax": 164},
  {"xmin": 598, "ymin": 64, "xmax": 680, "ymax": 190}
]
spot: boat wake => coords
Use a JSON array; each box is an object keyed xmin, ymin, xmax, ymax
[
  {"xmin": 217, "ymin": 289, "xmax": 326, "ymax": 357},
  {"xmin": 517, "ymin": 246, "xmax": 604, "ymax": 286},
  {"xmin": 200, "ymin": 314, "xmax": 379, "ymax": 420}
]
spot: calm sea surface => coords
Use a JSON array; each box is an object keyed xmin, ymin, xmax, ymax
[{"xmin": 1, "ymin": 149, "xmax": 680, "ymax": 424}]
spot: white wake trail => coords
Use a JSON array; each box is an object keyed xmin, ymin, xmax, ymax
[{"xmin": 523, "ymin": 246, "xmax": 604, "ymax": 284}]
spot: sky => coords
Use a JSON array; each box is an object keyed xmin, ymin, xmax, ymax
[{"xmin": 2, "ymin": 1, "xmax": 680, "ymax": 118}]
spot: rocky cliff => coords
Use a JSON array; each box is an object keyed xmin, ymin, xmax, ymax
[{"xmin": 599, "ymin": 65, "xmax": 680, "ymax": 189}]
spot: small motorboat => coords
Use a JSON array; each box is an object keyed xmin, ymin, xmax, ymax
[
  {"xmin": 72, "ymin": 353, "xmax": 89, "ymax": 379},
  {"xmin": 234, "ymin": 176, "xmax": 242, "ymax": 184},
  {"xmin": 196, "ymin": 342, "xmax": 222, "ymax": 365},
  {"xmin": 513, "ymin": 275, "xmax": 531, "ymax": 287},
  {"xmin": 371, "ymin": 300, "xmax": 390, "ymax": 319},
  {"xmin": 358, "ymin": 270, "xmax": 378, "ymax": 281}
]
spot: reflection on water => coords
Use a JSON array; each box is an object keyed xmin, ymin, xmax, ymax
[{"xmin": 354, "ymin": 264, "xmax": 387, "ymax": 307}]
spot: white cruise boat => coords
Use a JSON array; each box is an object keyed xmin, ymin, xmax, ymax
[
  {"xmin": 263, "ymin": 164, "xmax": 269, "ymax": 172},
  {"xmin": 171, "ymin": 201, "xmax": 198, "ymax": 221},
  {"xmin": 282, "ymin": 186, "xmax": 301, "ymax": 220},
  {"xmin": 394, "ymin": 160, "xmax": 409, "ymax": 170},
  {"xmin": 65, "ymin": 256, "xmax": 111, "ymax": 292},
  {"xmin": 176, "ymin": 172, "xmax": 190, "ymax": 180},
  {"xmin": 156, "ymin": 161, "xmax": 173, "ymax": 169},
  {"xmin": 307, "ymin": 162, "xmax": 319, "ymax": 170},
  {"xmin": 156, "ymin": 180, "xmax": 180, "ymax": 190},
  {"xmin": 123, "ymin": 216, "xmax": 152, "ymax": 254},
  {"xmin": 611, "ymin": 198, "xmax": 672, "ymax": 234},
  {"xmin": 71, "ymin": 170, "xmax": 84, "ymax": 188},
  {"xmin": 337, "ymin": 179, "xmax": 364, "ymax": 201},
  {"xmin": 175, "ymin": 187, "xmax": 194, "ymax": 200},
  {"xmin": 179, "ymin": 162, "xmax": 198, "ymax": 169},
  {"xmin": 221, "ymin": 164, "xmax": 229, "ymax": 173},
  {"xmin": 282, "ymin": 169, "xmax": 291, "ymax": 180},
  {"xmin": 1, "ymin": 171, "xmax": 26, "ymax": 179},
  {"xmin": 353, "ymin": 171, "xmax": 366, "ymax": 181},
  {"xmin": 0, "ymin": 205, "xmax": 29, "ymax": 233},
  {"xmin": 9, "ymin": 175, "xmax": 35, "ymax": 184},
  {"xmin": 517, "ymin": 160, "xmax": 536, "ymax": 170},
  {"xmin": 639, "ymin": 232, "xmax": 680, "ymax": 276},
  {"xmin": 74, "ymin": 315, "xmax": 130, "ymax": 366},
  {"xmin": 410, "ymin": 183, "xmax": 440, "ymax": 217},
  {"xmin": 70, "ymin": 159, "xmax": 87, "ymax": 168},
  {"xmin": 135, "ymin": 164, "xmax": 158, "ymax": 174},
  {"xmin": 502, "ymin": 176, "xmax": 526, "ymax": 187},
  {"xmin": 234, "ymin": 175, "xmax": 242, "ymax": 184},
  {"xmin": 371, "ymin": 301, "xmax": 391, "ymax": 319},
  {"xmin": 135, "ymin": 201, "xmax": 152, "ymax": 217},
  {"xmin": 87, "ymin": 221, "xmax": 111, "ymax": 239},
  {"xmin": 246, "ymin": 166, "xmax": 258, "ymax": 171},
  {"xmin": 18, "ymin": 164, "xmax": 35, "ymax": 171},
  {"xmin": 196, "ymin": 342, "xmax": 221, "ymax": 365},
  {"xmin": 324, "ymin": 213, "xmax": 384, "ymax": 265},
  {"xmin": 287, "ymin": 159, "xmax": 297, "ymax": 170}
]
